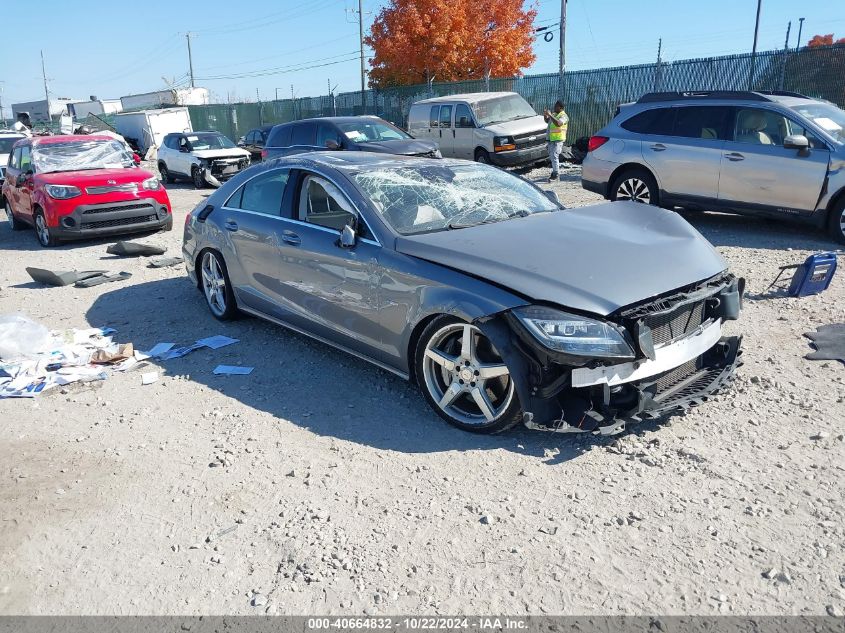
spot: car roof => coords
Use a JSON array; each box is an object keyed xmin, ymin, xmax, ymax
[
  {"xmin": 266, "ymin": 150, "xmax": 461, "ymax": 172},
  {"xmin": 634, "ymin": 90, "xmax": 824, "ymax": 107},
  {"xmin": 29, "ymin": 134, "xmax": 115, "ymax": 146},
  {"xmin": 413, "ymin": 92, "xmax": 517, "ymax": 105},
  {"xmin": 274, "ymin": 116, "xmax": 389, "ymax": 127}
]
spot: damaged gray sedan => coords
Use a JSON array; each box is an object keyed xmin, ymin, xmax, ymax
[{"xmin": 182, "ymin": 152, "xmax": 743, "ymax": 434}]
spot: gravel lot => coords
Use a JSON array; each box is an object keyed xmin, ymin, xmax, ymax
[{"xmin": 0, "ymin": 162, "xmax": 843, "ymax": 616}]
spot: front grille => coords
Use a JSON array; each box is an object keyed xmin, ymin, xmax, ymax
[
  {"xmin": 82, "ymin": 203, "xmax": 152, "ymax": 215},
  {"xmin": 513, "ymin": 130, "xmax": 547, "ymax": 149},
  {"xmin": 646, "ymin": 301, "xmax": 705, "ymax": 347},
  {"xmin": 82, "ymin": 214, "xmax": 157, "ymax": 229},
  {"xmin": 85, "ymin": 183, "xmax": 139, "ymax": 195}
]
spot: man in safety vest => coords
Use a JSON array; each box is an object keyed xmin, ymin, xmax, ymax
[{"xmin": 543, "ymin": 100, "xmax": 568, "ymax": 181}]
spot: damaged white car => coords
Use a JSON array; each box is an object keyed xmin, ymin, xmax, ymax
[{"xmin": 157, "ymin": 131, "xmax": 250, "ymax": 188}]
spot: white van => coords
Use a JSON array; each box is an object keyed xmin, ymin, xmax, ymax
[{"xmin": 407, "ymin": 92, "xmax": 548, "ymax": 167}]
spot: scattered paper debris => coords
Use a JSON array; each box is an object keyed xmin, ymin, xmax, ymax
[
  {"xmin": 140, "ymin": 343, "xmax": 176, "ymax": 359},
  {"xmin": 213, "ymin": 365, "xmax": 254, "ymax": 376},
  {"xmin": 141, "ymin": 372, "xmax": 159, "ymax": 385},
  {"xmin": 197, "ymin": 335, "xmax": 239, "ymax": 350}
]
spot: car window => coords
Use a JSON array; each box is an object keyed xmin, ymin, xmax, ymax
[
  {"xmin": 336, "ymin": 120, "xmax": 409, "ymax": 142},
  {"xmin": 9, "ymin": 147, "xmax": 20, "ymax": 169},
  {"xmin": 673, "ymin": 106, "xmax": 730, "ymax": 140},
  {"xmin": 438, "ymin": 105, "xmax": 453, "ymax": 128},
  {"xmin": 268, "ymin": 125, "xmax": 292, "ymax": 147},
  {"xmin": 246, "ymin": 131, "xmax": 256, "ymax": 143},
  {"xmin": 299, "ymin": 175, "xmax": 357, "ymax": 232},
  {"xmin": 19, "ymin": 146, "xmax": 32, "ymax": 172},
  {"xmin": 226, "ymin": 169, "xmax": 289, "ymax": 215},
  {"xmin": 429, "ymin": 106, "xmax": 440, "ymax": 128},
  {"xmin": 733, "ymin": 108, "xmax": 794, "ymax": 146},
  {"xmin": 455, "ymin": 104, "xmax": 474, "ymax": 128},
  {"xmin": 621, "ymin": 107, "xmax": 675, "ymax": 135},
  {"xmin": 316, "ymin": 123, "xmax": 341, "ymax": 148},
  {"xmin": 291, "ymin": 122, "xmax": 316, "ymax": 146}
]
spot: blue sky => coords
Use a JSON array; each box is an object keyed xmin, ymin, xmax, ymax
[{"xmin": 1, "ymin": 0, "xmax": 842, "ymax": 117}]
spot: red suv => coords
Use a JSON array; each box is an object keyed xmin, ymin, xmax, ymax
[{"xmin": 2, "ymin": 135, "xmax": 172, "ymax": 247}]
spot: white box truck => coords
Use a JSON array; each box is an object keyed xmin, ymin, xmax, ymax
[{"xmin": 112, "ymin": 107, "xmax": 193, "ymax": 155}]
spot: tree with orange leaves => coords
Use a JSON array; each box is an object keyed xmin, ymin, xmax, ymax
[
  {"xmin": 365, "ymin": 0, "xmax": 537, "ymax": 88},
  {"xmin": 807, "ymin": 34, "xmax": 845, "ymax": 47}
]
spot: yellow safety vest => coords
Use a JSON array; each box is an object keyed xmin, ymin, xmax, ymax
[{"xmin": 548, "ymin": 111, "xmax": 568, "ymax": 142}]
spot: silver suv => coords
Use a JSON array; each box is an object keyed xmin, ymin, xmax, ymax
[{"xmin": 581, "ymin": 91, "xmax": 845, "ymax": 242}]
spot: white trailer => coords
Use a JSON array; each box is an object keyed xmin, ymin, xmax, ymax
[
  {"xmin": 68, "ymin": 99, "xmax": 123, "ymax": 119},
  {"xmin": 112, "ymin": 107, "xmax": 193, "ymax": 155},
  {"xmin": 120, "ymin": 87, "xmax": 209, "ymax": 111}
]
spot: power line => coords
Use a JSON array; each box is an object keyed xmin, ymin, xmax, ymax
[
  {"xmin": 193, "ymin": 0, "xmax": 343, "ymax": 36},
  {"xmin": 195, "ymin": 34, "xmax": 357, "ymax": 73},
  {"xmin": 196, "ymin": 52, "xmax": 362, "ymax": 81}
]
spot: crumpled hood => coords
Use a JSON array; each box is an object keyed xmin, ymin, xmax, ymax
[
  {"xmin": 354, "ymin": 139, "xmax": 439, "ymax": 155},
  {"xmin": 394, "ymin": 201, "xmax": 728, "ymax": 316},
  {"xmin": 192, "ymin": 148, "xmax": 250, "ymax": 160},
  {"xmin": 483, "ymin": 114, "xmax": 547, "ymax": 137}
]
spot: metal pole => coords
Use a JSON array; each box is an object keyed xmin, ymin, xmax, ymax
[
  {"xmin": 654, "ymin": 38, "xmax": 662, "ymax": 91},
  {"xmin": 358, "ymin": 0, "xmax": 366, "ymax": 114},
  {"xmin": 779, "ymin": 21, "xmax": 791, "ymax": 90},
  {"xmin": 186, "ymin": 33, "xmax": 195, "ymax": 88},
  {"xmin": 275, "ymin": 87, "xmax": 279, "ymax": 101},
  {"xmin": 41, "ymin": 50, "xmax": 50, "ymax": 121},
  {"xmin": 558, "ymin": 0, "xmax": 567, "ymax": 94},
  {"xmin": 749, "ymin": 0, "xmax": 762, "ymax": 89},
  {"xmin": 796, "ymin": 17, "xmax": 805, "ymax": 50}
]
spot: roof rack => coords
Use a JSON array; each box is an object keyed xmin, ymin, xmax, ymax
[{"xmin": 637, "ymin": 90, "xmax": 810, "ymax": 104}]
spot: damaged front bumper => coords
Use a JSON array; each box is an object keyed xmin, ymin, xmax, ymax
[
  {"xmin": 200, "ymin": 156, "xmax": 250, "ymax": 188},
  {"xmin": 479, "ymin": 273, "xmax": 745, "ymax": 435}
]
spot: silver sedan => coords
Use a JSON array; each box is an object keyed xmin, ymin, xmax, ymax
[{"xmin": 183, "ymin": 152, "xmax": 743, "ymax": 435}]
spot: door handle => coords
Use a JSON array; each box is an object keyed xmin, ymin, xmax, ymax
[
  {"xmin": 724, "ymin": 152, "xmax": 745, "ymax": 161},
  {"xmin": 452, "ymin": 129, "xmax": 455, "ymax": 138},
  {"xmin": 649, "ymin": 143, "xmax": 667, "ymax": 152},
  {"xmin": 224, "ymin": 220, "xmax": 239, "ymax": 232},
  {"xmin": 439, "ymin": 129, "xmax": 442, "ymax": 138},
  {"xmin": 281, "ymin": 230, "xmax": 301, "ymax": 246}
]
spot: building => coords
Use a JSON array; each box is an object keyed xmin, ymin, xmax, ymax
[
  {"xmin": 11, "ymin": 97, "xmax": 83, "ymax": 122},
  {"xmin": 68, "ymin": 96, "xmax": 123, "ymax": 119}
]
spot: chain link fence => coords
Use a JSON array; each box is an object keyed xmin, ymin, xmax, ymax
[{"xmin": 185, "ymin": 44, "xmax": 845, "ymax": 143}]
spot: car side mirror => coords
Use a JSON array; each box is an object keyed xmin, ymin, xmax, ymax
[
  {"xmin": 325, "ymin": 139, "xmax": 341, "ymax": 150},
  {"xmin": 784, "ymin": 134, "xmax": 810, "ymax": 152},
  {"xmin": 544, "ymin": 190, "xmax": 562, "ymax": 206},
  {"xmin": 16, "ymin": 171, "xmax": 32, "ymax": 186},
  {"xmin": 180, "ymin": 146, "xmax": 190, "ymax": 153},
  {"xmin": 132, "ymin": 153, "xmax": 141, "ymax": 165},
  {"xmin": 237, "ymin": 137, "xmax": 245, "ymax": 145},
  {"xmin": 339, "ymin": 222, "xmax": 357, "ymax": 248}
]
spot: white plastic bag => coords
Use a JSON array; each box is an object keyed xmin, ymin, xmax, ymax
[{"xmin": 0, "ymin": 314, "xmax": 53, "ymax": 359}]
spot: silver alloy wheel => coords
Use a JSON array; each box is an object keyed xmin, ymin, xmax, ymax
[
  {"xmin": 35, "ymin": 214, "xmax": 50, "ymax": 245},
  {"xmin": 422, "ymin": 323, "xmax": 514, "ymax": 426},
  {"xmin": 201, "ymin": 252, "xmax": 227, "ymax": 317},
  {"xmin": 840, "ymin": 207, "xmax": 845, "ymax": 236},
  {"xmin": 616, "ymin": 177, "xmax": 651, "ymax": 203}
]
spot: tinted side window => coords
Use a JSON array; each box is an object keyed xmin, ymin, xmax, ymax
[
  {"xmin": 299, "ymin": 175, "xmax": 356, "ymax": 231},
  {"xmin": 226, "ymin": 169, "xmax": 289, "ymax": 215},
  {"xmin": 291, "ymin": 122, "xmax": 316, "ymax": 146},
  {"xmin": 267, "ymin": 125, "xmax": 292, "ymax": 147},
  {"xmin": 19, "ymin": 146, "xmax": 32, "ymax": 171},
  {"xmin": 245, "ymin": 131, "xmax": 256, "ymax": 143},
  {"xmin": 673, "ymin": 106, "xmax": 730, "ymax": 140},
  {"xmin": 316, "ymin": 123, "xmax": 341, "ymax": 148},
  {"xmin": 455, "ymin": 104, "xmax": 474, "ymax": 128},
  {"xmin": 9, "ymin": 147, "xmax": 20, "ymax": 169},
  {"xmin": 439, "ymin": 105, "xmax": 453, "ymax": 128},
  {"xmin": 429, "ymin": 106, "xmax": 440, "ymax": 128},
  {"xmin": 621, "ymin": 108, "xmax": 675, "ymax": 135}
]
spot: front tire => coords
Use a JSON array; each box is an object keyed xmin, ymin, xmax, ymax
[
  {"xmin": 474, "ymin": 149, "xmax": 491, "ymax": 164},
  {"xmin": 200, "ymin": 250, "xmax": 238, "ymax": 320},
  {"xmin": 192, "ymin": 166, "xmax": 205, "ymax": 189},
  {"xmin": 34, "ymin": 209, "xmax": 59, "ymax": 247},
  {"xmin": 415, "ymin": 316, "xmax": 522, "ymax": 434},
  {"xmin": 610, "ymin": 168, "xmax": 658, "ymax": 205},
  {"xmin": 827, "ymin": 197, "xmax": 845, "ymax": 244}
]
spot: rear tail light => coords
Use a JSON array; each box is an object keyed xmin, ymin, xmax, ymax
[
  {"xmin": 260, "ymin": 149, "xmax": 268, "ymax": 160},
  {"xmin": 587, "ymin": 136, "xmax": 610, "ymax": 152}
]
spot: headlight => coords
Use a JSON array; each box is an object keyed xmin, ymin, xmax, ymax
[
  {"xmin": 513, "ymin": 306, "xmax": 635, "ymax": 360},
  {"xmin": 494, "ymin": 136, "xmax": 516, "ymax": 152},
  {"xmin": 142, "ymin": 177, "xmax": 161, "ymax": 190},
  {"xmin": 45, "ymin": 184, "xmax": 81, "ymax": 200}
]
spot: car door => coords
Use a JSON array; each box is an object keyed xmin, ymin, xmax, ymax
[
  {"xmin": 718, "ymin": 106, "xmax": 830, "ymax": 214},
  {"xmin": 316, "ymin": 122, "xmax": 342, "ymax": 152},
  {"xmin": 274, "ymin": 171, "xmax": 382, "ymax": 357},
  {"xmin": 173, "ymin": 135, "xmax": 192, "ymax": 176},
  {"xmin": 14, "ymin": 145, "xmax": 34, "ymax": 221},
  {"xmin": 4, "ymin": 146, "xmax": 22, "ymax": 214},
  {"xmin": 289, "ymin": 122, "xmax": 317, "ymax": 155},
  {"xmin": 435, "ymin": 104, "xmax": 455, "ymax": 156},
  {"xmin": 638, "ymin": 105, "xmax": 729, "ymax": 201},
  {"xmin": 218, "ymin": 168, "xmax": 293, "ymax": 318},
  {"xmin": 452, "ymin": 103, "xmax": 477, "ymax": 160}
]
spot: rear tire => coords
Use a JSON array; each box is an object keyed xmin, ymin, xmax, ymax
[
  {"xmin": 415, "ymin": 316, "xmax": 522, "ymax": 434},
  {"xmin": 200, "ymin": 250, "xmax": 238, "ymax": 320},
  {"xmin": 34, "ymin": 209, "xmax": 59, "ymax": 247},
  {"xmin": 474, "ymin": 149, "xmax": 491, "ymax": 164},
  {"xmin": 827, "ymin": 197, "xmax": 845, "ymax": 244},
  {"xmin": 159, "ymin": 162, "xmax": 174, "ymax": 184},
  {"xmin": 4, "ymin": 197, "xmax": 26, "ymax": 231},
  {"xmin": 610, "ymin": 168, "xmax": 659, "ymax": 205}
]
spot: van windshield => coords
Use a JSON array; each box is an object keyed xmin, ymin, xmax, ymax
[{"xmin": 471, "ymin": 95, "xmax": 537, "ymax": 127}]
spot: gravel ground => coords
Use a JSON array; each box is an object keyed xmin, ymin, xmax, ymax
[{"xmin": 0, "ymin": 162, "xmax": 843, "ymax": 616}]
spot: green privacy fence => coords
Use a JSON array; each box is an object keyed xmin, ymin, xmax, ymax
[{"xmin": 188, "ymin": 44, "xmax": 845, "ymax": 144}]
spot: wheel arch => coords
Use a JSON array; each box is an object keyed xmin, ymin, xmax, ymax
[
  {"xmin": 608, "ymin": 162, "xmax": 661, "ymax": 197},
  {"xmin": 825, "ymin": 185, "xmax": 845, "ymax": 220}
]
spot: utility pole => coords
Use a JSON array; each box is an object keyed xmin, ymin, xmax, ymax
[
  {"xmin": 40, "ymin": 50, "xmax": 50, "ymax": 120},
  {"xmin": 358, "ymin": 0, "xmax": 366, "ymax": 114},
  {"xmin": 796, "ymin": 17, "xmax": 805, "ymax": 51},
  {"xmin": 654, "ymin": 38, "xmax": 663, "ymax": 91},
  {"xmin": 749, "ymin": 0, "xmax": 762, "ymax": 89},
  {"xmin": 779, "ymin": 21, "xmax": 791, "ymax": 89},
  {"xmin": 558, "ymin": 0, "xmax": 567, "ymax": 95},
  {"xmin": 186, "ymin": 32, "xmax": 196, "ymax": 88},
  {"xmin": 0, "ymin": 82, "xmax": 4, "ymax": 126}
]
